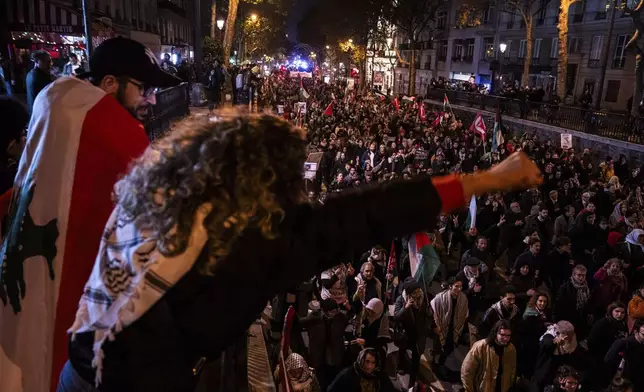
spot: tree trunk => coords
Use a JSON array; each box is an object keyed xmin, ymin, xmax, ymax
[
  {"xmin": 522, "ymin": 18, "xmax": 533, "ymax": 88},
  {"xmin": 210, "ymin": 0, "xmax": 217, "ymax": 39},
  {"xmin": 223, "ymin": 0, "xmax": 239, "ymax": 64},
  {"xmin": 633, "ymin": 54, "xmax": 643, "ymax": 116},
  {"xmin": 557, "ymin": 0, "xmax": 570, "ymax": 99},
  {"xmin": 409, "ymin": 46, "xmax": 416, "ymax": 95}
]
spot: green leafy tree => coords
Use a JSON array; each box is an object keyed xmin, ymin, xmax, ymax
[{"xmin": 203, "ymin": 36, "xmax": 224, "ymax": 71}]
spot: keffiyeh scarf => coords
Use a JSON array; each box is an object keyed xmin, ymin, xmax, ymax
[
  {"xmin": 540, "ymin": 324, "xmax": 577, "ymax": 355},
  {"xmin": 68, "ymin": 203, "xmax": 212, "ymax": 385}
]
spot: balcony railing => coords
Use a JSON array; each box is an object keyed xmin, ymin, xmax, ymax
[
  {"xmin": 425, "ymin": 88, "xmax": 644, "ymax": 144},
  {"xmin": 588, "ymin": 59, "xmax": 600, "ymax": 68}
]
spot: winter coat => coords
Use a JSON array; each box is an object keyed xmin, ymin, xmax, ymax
[{"xmin": 461, "ymin": 339, "xmax": 517, "ymax": 392}]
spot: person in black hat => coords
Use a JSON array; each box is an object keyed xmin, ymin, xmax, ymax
[{"xmin": 79, "ymin": 36, "xmax": 182, "ymax": 121}]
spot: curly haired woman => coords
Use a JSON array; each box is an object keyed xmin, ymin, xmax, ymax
[{"xmin": 57, "ymin": 112, "xmax": 541, "ymax": 392}]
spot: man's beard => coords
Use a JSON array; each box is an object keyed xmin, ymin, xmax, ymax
[{"xmin": 115, "ymin": 87, "xmax": 151, "ymax": 121}]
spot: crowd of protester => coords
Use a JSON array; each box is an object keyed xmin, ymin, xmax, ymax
[{"xmin": 264, "ymin": 73, "xmax": 644, "ymax": 392}]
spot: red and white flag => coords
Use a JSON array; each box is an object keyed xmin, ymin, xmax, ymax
[
  {"xmin": 419, "ymin": 103, "xmax": 426, "ymax": 121},
  {"xmin": 393, "ymin": 97, "xmax": 400, "ymax": 111},
  {"xmin": 469, "ymin": 112, "xmax": 487, "ymax": 140},
  {"xmin": 0, "ymin": 77, "xmax": 149, "ymax": 392}
]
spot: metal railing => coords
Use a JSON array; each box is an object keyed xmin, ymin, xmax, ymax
[
  {"xmin": 144, "ymin": 82, "xmax": 190, "ymax": 141},
  {"xmin": 426, "ymin": 88, "xmax": 644, "ymax": 144}
]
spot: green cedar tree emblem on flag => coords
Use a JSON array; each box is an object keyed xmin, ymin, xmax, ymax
[{"xmin": 0, "ymin": 174, "xmax": 59, "ymax": 313}]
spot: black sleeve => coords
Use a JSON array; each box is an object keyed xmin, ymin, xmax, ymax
[{"xmin": 169, "ymin": 176, "xmax": 447, "ymax": 356}]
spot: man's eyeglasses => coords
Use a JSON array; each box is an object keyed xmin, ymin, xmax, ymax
[{"xmin": 125, "ymin": 78, "xmax": 158, "ymax": 98}]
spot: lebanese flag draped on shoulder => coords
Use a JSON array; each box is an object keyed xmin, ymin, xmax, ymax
[
  {"xmin": 469, "ymin": 111, "xmax": 487, "ymax": 141},
  {"xmin": 0, "ymin": 77, "xmax": 149, "ymax": 392}
]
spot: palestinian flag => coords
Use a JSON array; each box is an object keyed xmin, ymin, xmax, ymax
[
  {"xmin": 443, "ymin": 94, "xmax": 450, "ymax": 111},
  {"xmin": 408, "ymin": 233, "xmax": 441, "ymax": 291},
  {"xmin": 0, "ymin": 76, "xmax": 149, "ymax": 392}
]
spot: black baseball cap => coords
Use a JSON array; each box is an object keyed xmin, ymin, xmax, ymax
[{"xmin": 80, "ymin": 37, "xmax": 181, "ymax": 88}]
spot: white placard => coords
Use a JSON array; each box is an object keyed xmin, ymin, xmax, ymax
[
  {"xmin": 561, "ymin": 134, "xmax": 572, "ymax": 149},
  {"xmin": 295, "ymin": 102, "xmax": 307, "ymax": 114},
  {"xmin": 277, "ymin": 105, "xmax": 284, "ymax": 114}
]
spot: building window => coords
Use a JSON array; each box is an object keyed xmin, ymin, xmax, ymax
[
  {"xmin": 467, "ymin": 40, "xmax": 475, "ymax": 57},
  {"xmin": 504, "ymin": 40, "xmax": 512, "ymax": 58},
  {"xmin": 537, "ymin": 0, "xmax": 547, "ymax": 23},
  {"xmin": 483, "ymin": 4, "xmax": 492, "ymax": 23},
  {"xmin": 583, "ymin": 79, "xmax": 596, "ymax": 95},
  {"xmin": 568, "ymin": 37, "xmax": 581, "ymax": 53},
  {"xmin": 439, "ymin": 40, "xmax": 448, "ymax": 59},
  {"xmin": 605, "ymin": 80, "xmax": 620, "ymax": 102},
  {"xmin": 613, "ymin": 34, "xmax": 630, "ymax": 68},
  {"xmin": 518, "ymin": 39, "xmax": 526, "ymax": 58},
  {"xmin": 570, "ymin": 2, "xmax": 584, "ymax": 23},
  {"xmin": 550, "ymin": 37, "xmax": 558, "ymax": 58},
  {"xmin": 454, "ymin": 42, "xmax": 463, "ymax": 59},
  {"xmin": 590, "ymin": 36, "xmax": 604, "ymax": 60},
  {"xmin": 437, "ymin": 10, "xmax": 446, "ymax": 29},
  {"xmin": 533, "ymin": 38, "xmax": 542, "ymax": 58},
  {"xmin": 483, "ymin": 37, "xmax": 495, "ymax": 58}
]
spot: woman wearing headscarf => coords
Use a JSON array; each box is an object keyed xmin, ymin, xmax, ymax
[
  {"xmin": 430, "ymin": 278, "xmax": 468, "ymax": 367},
  {"xmin": 519, "ymin": 292, "xmax": 551, "ymax": 378},
  {"xmin": 353, "ymin": 298, "xmax": 389, "ymax": 365},
  {"xmin": 615, "ymin": 229, "xmax": 644, "ymax": 287},
  {"xmin": 274, "ymin": 353, "xmax": 321, "ymax": 392},
  {"xmin": 327, "ymin": 347, "xmax": 397, "ymax": 392},
  {"xmin": 593, "ymin": 259, "xmax": 628, "ymax": 318},
  {"xmin": 610, "ymin": 202, "xmax": 626, "ymax": 228},
  {"xmin": 532, "ymin": 321, "xmax": 587, "ymax": 390}
]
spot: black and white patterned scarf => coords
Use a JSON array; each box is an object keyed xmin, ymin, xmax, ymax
[{"xmin": 68, "ymin": 203, "xmax": 212, "ymax": 386}]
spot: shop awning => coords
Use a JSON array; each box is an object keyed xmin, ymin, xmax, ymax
[{"xmin": 6, "ymin": 0, "xmax": 84, "ymax": 35}]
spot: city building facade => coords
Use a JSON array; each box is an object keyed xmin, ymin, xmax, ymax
[
  {"xmin": 395, "ymin": 0, "xmax": 636, "ymax": 111},
  {"xmin": 1, "ymin": 0, "xmax": 195, "ymax": 90}
]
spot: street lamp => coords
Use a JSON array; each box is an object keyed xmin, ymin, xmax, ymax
[
  {"xmin": 348, "ymin": 38, "xmax": 353, "ymax": 44},
  {"xmin": 216, "ymin": 19, "xmax": 225, "ymax": 30},
  {"xmin": 497, "ymin": 42, "xmax": 508, "ymax": 94},
  {"xmin": 250, "ymin": 13, "xmax": 258, "ymax": 22}
]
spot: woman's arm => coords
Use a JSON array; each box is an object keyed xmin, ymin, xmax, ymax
[{"xmin": 170, "ymin": 154, "xmax": 542, "ymax": 356}]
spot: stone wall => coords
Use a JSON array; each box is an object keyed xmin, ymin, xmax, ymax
[{"xmin": 424, "ymin": 99, "xmax": 644, "ymax": 166}]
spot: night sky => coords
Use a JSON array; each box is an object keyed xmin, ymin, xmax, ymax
[{"xmin": 286, "ymin": 0, "xmax": 317, "ymax": 43}]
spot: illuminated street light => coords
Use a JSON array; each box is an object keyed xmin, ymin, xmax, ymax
[
  {"xmin": 250, "ymin": 13, "xmax": 258, "ymax": 22},
  {"xmin": 499, "ymin": 42, "xmax": 507, "ymax": 53},
  {"xmin": 326, "ymin": 45, "xmax": 330, "ymax": 49},
  {"xmin": 216, "ymin": 19, "xmax": 225, "ymax": 30},
  {"xmin": 348, "ymin": 39, "xmax": 353, "ymax": 44}
]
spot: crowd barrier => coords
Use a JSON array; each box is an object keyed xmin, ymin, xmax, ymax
[{"xmin": 144, "ymin": 82, "xmax": 191, "ymax": 141}]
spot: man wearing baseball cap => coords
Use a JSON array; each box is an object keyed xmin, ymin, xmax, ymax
[{"xmin": 0, "ymin": 37, "xmax": 181, "ymax": 392}]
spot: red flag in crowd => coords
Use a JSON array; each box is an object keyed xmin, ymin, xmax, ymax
[
  {"xmin": 323, "ymin": 102, "xmax": 334, "ymax": 116},
  {"xmin": 387, "ymin": 241, "xmax": 397, "ymax": 273},
  {"xmin": 469, "ymin": 112, "xmax": 487, "ymax": 140},
  {"xmin": 393, "ymin": 97, "xmax": 400, "ymax": 111},
  {"xmin": 419, "ymin": 103, "xmax": 426, "ymax": 121}
]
